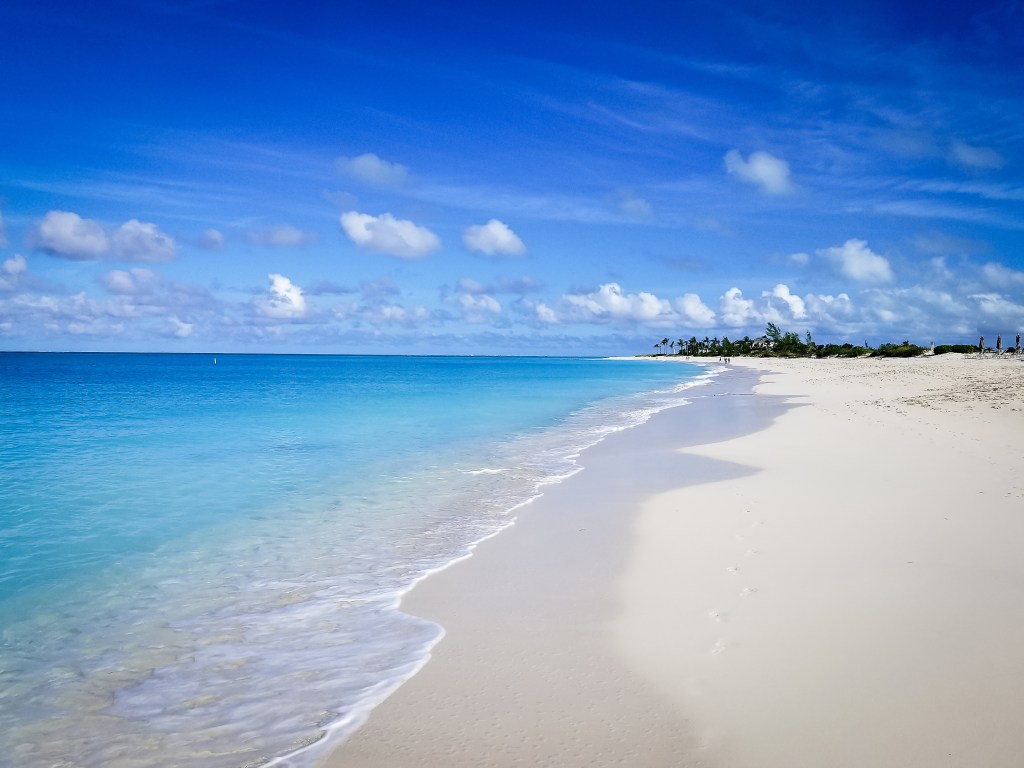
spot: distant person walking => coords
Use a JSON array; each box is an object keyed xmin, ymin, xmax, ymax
[
  {"xmin": 997, "ymin": 335, "xmax": 1003, "ymax": 354},
  {"xmin": 979, "ymin": 336, "xmax": 985, "ymax": 353},
  {"xmin": 1017, "ymin": 334, "xmax": 1021, "ymax": 354}
]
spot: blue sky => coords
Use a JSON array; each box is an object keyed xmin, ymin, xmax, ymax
[{"xmin": 1, "ymin": 0, "xmax": 1022, "ymax": 354}]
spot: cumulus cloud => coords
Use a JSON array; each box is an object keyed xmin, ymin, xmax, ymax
[
  {"xmin": 32, "ymin": 211, "xmax": 177, "ymax": 262},
  {"xmin": 259, "ymin": 273, "xmax": 308, "ymax": 318},
  {"xmin": 818, "ymin": 238, "xmax": 893, "ymax": 283},
  {"xmin": 762, "ymin": 283, "xmax": 807, "ymax": 320},
  {"xmin": 534, "ymin": 301, "xmax": 558, "ymax": 324},
  {"xmin": 718, "ymin": 287, "xmax": 760, "ymax": 327},
  {"xmin": 805, "ymin": 292, "xmax": 854, "ymax": 322},
  {"xmin": 111, "ymin": 220, "xmax": 178, "ymax": 262},
  {"xmin": 33, "ymin": 211, "xmax": 109, "ymax": 259},
  {"xmin": 336, "ymin": 153, "xmax": 410, "ymax": 188},
  {"xmin": 674, "ymin": 293, "xmax": 716, "ymax": 325},
  {"xmin": 789, "ymin": 252, "xmax": 810, "ymax": 265},
  {"xmin": 3, "ymin": 254, "xmax": 27, "ymax": 277},
  {"xmin": 248, "ymin": 225, "xmax": 317, "ymax": 248},
  {"xmin": 0, "ymin": 254, "xmax": 27, "ymax": 291},
  {"xmin": 458, "ymin": 293, "xmax": 502, "ymax": 323},
  {"xmin": 101, "ymin": 268, "xmax": 160, "ymax": 295},
  {"xmin": 949, "ymin": 141, "xmax": 1004, "ymax": 171},
  {"xmin": 462, "ymin": 219, "xmax": 526, "ymax": 256},
  {"xmin": 724, "ymin": 150, "xmax": 794, "ymax": 195},
  {"xmin": 564, "ymin": 283, "xmax": 675, "ymax": 325},
  {"xmin": 340, "ymin": 211, "xmax": 440, "ymax": 259},
  {"xmin": 198, "ymin": 228, "xmax": 225, "ymax": 250}
]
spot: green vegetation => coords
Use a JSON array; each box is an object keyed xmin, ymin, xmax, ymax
[
  {"xmin": 646, "ymin": 325, "xmax": 947, "ymax": 359},
  {"xmin": 870, "ymin": 342, "xmax": 928, "ymax": 357}
]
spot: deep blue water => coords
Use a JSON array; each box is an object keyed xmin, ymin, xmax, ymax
[{"xmin": 0, "ymin": 353, "xmax": 706, "ymax": 767}]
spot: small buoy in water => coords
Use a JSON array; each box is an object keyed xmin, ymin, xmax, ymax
[{"xmin": 213, "ymin": 357, "xmax": 217, "ymax": 365}]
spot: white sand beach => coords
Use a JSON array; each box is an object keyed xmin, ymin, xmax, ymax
[{"xmin": 324, "ymin": 355, "xmax": 1024, "ymax": 767}]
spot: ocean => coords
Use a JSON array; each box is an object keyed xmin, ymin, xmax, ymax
[{"xmin": 0, "ymin": 353, "xmax": 708, "ymax": 767}]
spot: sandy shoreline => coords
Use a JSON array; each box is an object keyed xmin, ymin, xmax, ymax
[{"xmin": 323, "ymin": 355, "xmax": 1024, "ymax": 767}]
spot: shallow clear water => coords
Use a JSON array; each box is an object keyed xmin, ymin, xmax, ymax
[{"xmin": 0, "ymin": 353, "xmax": 707, "ymax": 767}]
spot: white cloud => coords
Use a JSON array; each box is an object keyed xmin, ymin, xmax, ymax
[
  {"xmin": 33, "ymin": 211, "xmax": 177, "ymax": 262},
  {"xmin": 981, "ymin": 262, "xmax": 1024, "ymax": 287},
  {"xmin": 101, "ymin": 268, "xmax": 160, "ymax": 295},
  {"xmin": 0, "ymin": 254, "xmax": 27, "ymax": 291},
  {"xmin": 33, "ymin": 211, "xmax": 109, "ymax": 259},
  {"xmin": 458, "ymin": 293, "xmax": 502, "ymax": 323},
  {"xmin": 619, "ymin": 196, "xmax": 653, "ymax": 218},
  {"xmin": 929, "ymin": 257, "xmax": 954, "ymax": 282},
  {"xmin": 805, "ymin": 292, "xmax": 854, "ymax": 322},
  {"xmin": 718, "ymin": 287, "xmax": 760, "ymax": 327},
  {"xmin": 564, "ymin": 282, "xmax": 675, "ymax": 325},
  {"xmin": 248, "ymin": 225, "xmax": 317, "ymax": 248},
  {"xmin": 818, "ymin": 238, "xmax": 893, "ymax": 283},
  {"xmin": 949, "ymin": 141, "xmax": 1004, "ymax": 171},
  {"xmin": 260, "ymin": 273, "xmax": 308, "ymax": 318},
  {"xmin": 333, "ymin": 301, "xmax": 433, "ymax": 327},
  {"xmin": 0, "ymin": 210, "xmax": 7, "ymax": 247},
  {"xmin": 198, "ymin": 228, "xmax": 225, "ymax": 250},
  {"xmin": 168, "ymin": 317, "xmax": 193, "ymax": 338},
  {"xmin": 111, "ymin": 219, "xmax": 178, "ymax": 262},
  {"xmin": 340, "ymin": 211, "xmax": 440, "ymax": 259},
  {"xmin": 3, "ymin": 254, "xmax": 27, "ymax": 276},
  {"xmin": 336, "ymin": 153, "xmax": 410, "ymax": 188},
  {"xmin": 762, "ymin": 283, "xmax": 807, "ymax": 320},
  {"xmin": 969, "ymin": 292, "xmax": 1024, "ymax": 320},
  {"xmin": 789, "ymin": 251, "xmax": 810, "ymax": 265},
  {"xmin": 674, "ymin": 293, "xmax": 716, "ymax": 325},
  {"xmin": 456, "ymin": 277, "xmax": 487, "ymax": 294},
  {"xmin": 534, "ymin": 302, "xmax": 558, "ymax": 324},
  {"xmin": 724, "ymin": 149, "xmax": 794, "ymax": 195},
  {"xmin": 462, "ymin": 219, "xmax": 526, "ymax": 256}
]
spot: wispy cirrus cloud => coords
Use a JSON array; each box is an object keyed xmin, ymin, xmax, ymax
[{"xmin": 247, "ymin": 225, "xmax": 317, "ymax": 247}]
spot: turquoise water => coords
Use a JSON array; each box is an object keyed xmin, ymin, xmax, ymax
[{"xmin": 0, "ymin": 353, "xmax": 707, "ymax": 767}]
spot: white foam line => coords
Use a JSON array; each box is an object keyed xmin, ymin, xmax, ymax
[{"xmin": 270, "ymin": 363, "xmax": 728, "ymax": 767}]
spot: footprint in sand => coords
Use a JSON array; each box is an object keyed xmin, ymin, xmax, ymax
[
  {"xmin": 744, "ymin": 548, "xmax": 759, "ymax": 557},
  {"xmin": 711, "ymin": 640, "xmax": 726, "ymax": 656},
  {"xmin": 707, "ymin": 609, "xmax": 725, "ymax": 622},
  {"xmin": 726, "ymin": 566, "xmax": 740, "ymax": 575},
  {"xmin": 739, "ymin": 587, "xmax": 758, "ymax": 597}
]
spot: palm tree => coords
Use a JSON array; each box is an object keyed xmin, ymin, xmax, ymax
[
  {"xmin": 668, "ymin": 340, "xmax": 675, "ymax": 355},
  {"xmin": 677, "ymin": 338, "xmax": 685, "ymax": 355}
]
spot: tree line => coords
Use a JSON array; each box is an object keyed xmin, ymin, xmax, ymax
[{"xmin": 649, "ymin": 324, "xmax": 955, "ymax": 358}]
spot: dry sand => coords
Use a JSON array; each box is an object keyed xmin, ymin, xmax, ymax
[{"xmin": 323, "ymin": 354, "xmax": 1024, "ymax": 768}]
